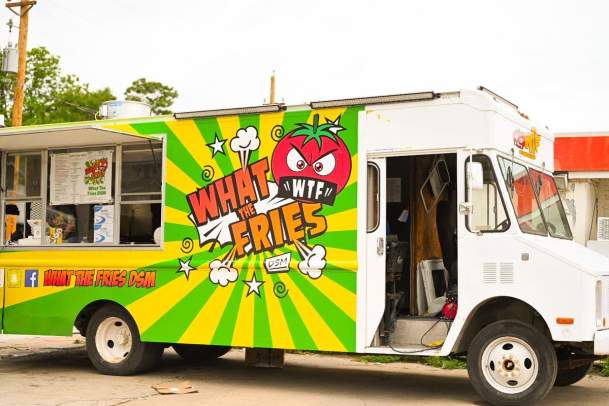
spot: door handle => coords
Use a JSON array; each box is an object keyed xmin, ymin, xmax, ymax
[{"xmin": 377, "ymin": 236, "xmax": 385, "ymax": 256}]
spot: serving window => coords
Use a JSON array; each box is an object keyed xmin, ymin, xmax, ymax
[
  {"xmin": 1, "ymin": 140, "xmax": 164, "ymax": 247},
  {"xmin": 4, "ymin": 152, "xmax": 43, "ymax": 245}
]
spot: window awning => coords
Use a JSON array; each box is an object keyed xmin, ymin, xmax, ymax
[{"xmin": 0, "ymin": 125, "xmax": 160, "ymax": 150}]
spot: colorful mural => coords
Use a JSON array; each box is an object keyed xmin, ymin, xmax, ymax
[{"xmin": 0, "ymin": 106, "xmax": 361, "ymax": 352}]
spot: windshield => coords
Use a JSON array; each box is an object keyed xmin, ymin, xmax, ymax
[
  {"xmin": 497, "ymin": 157, "xmax": 547, "ymax": 235},
  {"xmin": 528, "ymin": 169, "xmax": 573, "ymax": 239}
]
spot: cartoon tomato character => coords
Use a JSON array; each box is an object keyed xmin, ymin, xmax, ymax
[{"xmin": 272, "ymin": 114, "xmax": 351, "ymax": 205}]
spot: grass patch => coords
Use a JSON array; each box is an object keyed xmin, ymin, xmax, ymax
[
  {"xmin": 355, "ymin": 355, "xmax": 403, "ymax": 363},
  {"xmin": 354, "ymin": 354, "xmax": 467, "ymax": 369},
  {"xmin": 598, "ymin": 358, "xmax": 609, "ymax": 377},
  {"xmin": 423, "ymin": 356, "xmax": 467, "ymax": 370}
]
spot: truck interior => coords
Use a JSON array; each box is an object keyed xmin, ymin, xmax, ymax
[{"xmin": 380, "ymin": 153, "xmax": 458, "ymax": 349}]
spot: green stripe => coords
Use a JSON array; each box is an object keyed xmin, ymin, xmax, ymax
[
  {"xmin": 320, "ymin": 182, "xmax": 357, "ymax": 216},
  {"xmin": 324, "ymin": 269, "xmax": 356, "ymax": 293},
  {"xmin": 337, "ymin": 106, "xmax": 362, "ymax": 156},
  {"xmin": 142, "ymin": 280, "xmax": 217, "ymax": 343},
  {"xmin": 130, "ymin": 122, "xmax": 203, "ymax": 187},
  {"xmin": 253, "ymin": 263, "xmax": 272, "ymax": 348},
  {"xmin": 239, "ymin": 114, "xmax": 261, "ymax": 163},
  {"xmin": 211, "ymin": 259, "xmax": 250, "ymax": 345},
  {"xmin": 288, "ymin": 271, "xmax": 355, "ymax": 351},
  {"xmin": 270, "ymin": 273, "xmax": 316, "ymax": 350},
  {"xmin": 309, "ymin": 230, "xmax": 357, "ymax": 251},
  {"xmin": 193, "ymin": 117, "xmax": 234, "ymax": 176},
  {"xmin": 2, "ymin": 257, "xmax": 181, "ymax": 335},
  {"xmin": 282, "ymin": 110, "xmax": 311, "ymax": 131},
  {"xmin": 165, "ymin": 183, "xmax": 190, "ymax": 213},
  {"xmin": 164, "ymin": 223, "xmax": 198, "ymax": 242},
  {"xmin": 138, "ymin": 247, "xmax": 231, "ymax": 341}
]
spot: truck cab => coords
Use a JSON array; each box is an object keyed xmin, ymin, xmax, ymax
[{"xmin": 359, "ymin": 88, "xmax": 609, "ymax": 405}]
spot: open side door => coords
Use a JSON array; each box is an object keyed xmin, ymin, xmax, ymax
[{"xmin": 365, "ymin": 158, "xmax": 386, "ymax": 346}]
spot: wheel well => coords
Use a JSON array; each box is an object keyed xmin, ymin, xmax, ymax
[
  {"xmin": 74, "ymin": 300, "xmax": 126, "ymax": 336},
  {"xmin": 453, "ymin": 297, "xmax": 552, "ymax": 353}
]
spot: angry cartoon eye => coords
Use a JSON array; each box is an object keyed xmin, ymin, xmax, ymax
[
  {"xmin": 312, "ymin": 153, "xmax": 335, "ymax": 176},
  {"xmin": 287, "ymin": 148, "xmax": 308, "ymax": 172}
]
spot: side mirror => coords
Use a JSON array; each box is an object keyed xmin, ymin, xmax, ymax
[{"xmin": 467, "ymin": 161, "xmax": 484, "ymax": 191}]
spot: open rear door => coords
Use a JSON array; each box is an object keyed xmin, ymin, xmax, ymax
[{"xmin": 365, "ymin": 158, "xmax": 386, "ymax": 346}]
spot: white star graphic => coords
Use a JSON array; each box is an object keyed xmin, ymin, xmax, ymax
[
  {"xmin": 325, "ymin": 115, "xmax": 344, "ymax": 135},
  {"xmin": 177, "ymin": 257, "xmax": 196, "ymax": 280},
  {"xmin": 243, "ymin": 273, "xmax": 264, "ymax": 297},
  {"xmin": 207, "ymin": 134, "xmax": 226, "ymax": 157}
]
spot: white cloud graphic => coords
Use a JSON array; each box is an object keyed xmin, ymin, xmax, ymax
[
  {"xmin": 297, "ymin": 244, "xmax": 327, "ymax": 279},
  {"xmin": 230, "ymin": 126, "xmax": 260, "ymax": 167},
  {"xmin": 209, "ymin": 259, "xmax": 238, "ymax": 287}
]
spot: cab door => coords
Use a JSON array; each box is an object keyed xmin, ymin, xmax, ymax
[
  {"xmin": 456, "ymin": 151, "xmax": 514, "ymax": 315},
  {"xmin": 365, "ymin": 158, "xmax": 386, "ymax": 346}
]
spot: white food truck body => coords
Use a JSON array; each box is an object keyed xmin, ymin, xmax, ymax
[{"xmin": 351, "ymin": 88, "xmax": 609, "ymax": 404}]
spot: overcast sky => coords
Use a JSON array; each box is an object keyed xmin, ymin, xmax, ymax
[{"xmin": 1, "ymin": 0, "xmax": 606, "ymax": 132}]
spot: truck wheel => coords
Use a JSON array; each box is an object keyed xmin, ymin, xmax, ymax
[
  {"xmin": 172, "ymin": 344, "xmax": 230, "ymax": 362},
  {"xmin": 554, "ymin": 362, "xmax": 592, "ymax": 386},
  {"xmin": 85, "ymin": 304, "xmax": 163, "ymax": 375},
  {"xmin": 467, "ymin": 320, "xmax": 557, "ymax": 406}
]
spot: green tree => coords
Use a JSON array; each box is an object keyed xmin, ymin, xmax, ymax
[
  {"xmin": 124, "ymin": 77, "xmax": 178, "ymax": 115},
  {"xmin": 0, "ymin": 47, "xmax": 114, "ymax": 125}
]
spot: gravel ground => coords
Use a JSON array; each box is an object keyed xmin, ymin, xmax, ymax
[{"xmin": 1, "ymin": 335, "xmax": 608, "ymax": 405}]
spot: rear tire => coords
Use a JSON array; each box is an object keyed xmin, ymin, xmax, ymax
[
  {"xmin": 85, "ymin": 304, "xmax": 163, "ymax": 375},
  {"xmin": 172, "ymin": 344, "xmax": 230, "ymax": 362},
  {"xmin": 467, "ymin": 320, "xmax": 557, "ymax": 406}
]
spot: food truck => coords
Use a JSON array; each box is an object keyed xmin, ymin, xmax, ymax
[{"xmin": 0, "ymin": 87, "xmax": 608, "ymax": 405}]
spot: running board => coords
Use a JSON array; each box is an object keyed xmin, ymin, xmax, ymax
[{"xmin": 364, "ymin": 345, "xmax": 441, "ymax": 357}]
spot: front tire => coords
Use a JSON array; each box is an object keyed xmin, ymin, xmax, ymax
[
  {"xmin": 467, "ymin": 320, "xmax": 557, "ymax": 406},
  {"xmin": 85, "ymin": 304, "xmax": 163, "ymax": 375},
  {"xmin": 172, "ymin": 344, "xmax": 230, "ymax": 362}
]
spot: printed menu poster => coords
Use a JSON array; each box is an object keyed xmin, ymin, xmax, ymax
[
  {"xmin": 94, "ymin": 205, "xmax": 114, "ymax": 243},
  {"xmin": 50, "ymin": 150, "xmax": 113, "ymax": 205}
]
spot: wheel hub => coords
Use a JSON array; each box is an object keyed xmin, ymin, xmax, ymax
[
  {"xmin": 481, "ymin": 336, "xmax": 539, "ymax": 394},
  {"xmin": 95, "ymin": 317, "xmax": 133, "ymax": 364}
]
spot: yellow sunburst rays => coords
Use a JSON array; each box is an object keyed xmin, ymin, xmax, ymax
[
  {"xmin": 308, "ymin": 107, "xmax": 347, "ymax": 127},
  {"xmin": 127, "ymin": 262, "xmax": 209, "ymax": 335},
  {"xmin": 274, "ymin": 269, "xmax": 345, "ymax": 351},
  {"xmin": 230, "ymin": 257, "xmax": 257, "ymax": 347},
  {"xmin": 323, "ymin": 208, "xmax": 357, "ymax": 233},
  {"xmin": 165, "ymin": 159, "xmax": 200, "ymax": 196},
  {"xmin": 257, "ymin": 112, "xmax": 285, "ymax": 166},
  {"xmin": 259, "ymin": 251, "xmax": 294, "ymax": 349},
  {"xmin": 216, "ymin": 116, "xmax": 244, "ymax": 171},
  {"xmin": 286, "ymin": 243, "xmax": 356, "ymax": 320},
  {"xmin": 4, "ymin": 270, "xmax": 74, "ymax": 307},
  {"xmin": 164, "ymin": 206, "xmax": 193, "ymax": 227},
  {"xmin": 165, "ymin": 120, "xmax": 224, "ymax": 183},
  {"xmin": 178, "ymin": 261, "xmax": 242, "ymax": 345}
]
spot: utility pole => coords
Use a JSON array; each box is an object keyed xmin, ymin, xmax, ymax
[
  {"xmin": 269, "ymin": 70, "xmax": 275, "ymax": 104},
  {"xmin": 6, "ymin": 0, "xmax": 36, "ymax": 127}
]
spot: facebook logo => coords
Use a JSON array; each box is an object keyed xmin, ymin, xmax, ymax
[{"xmin": 25, "ymin": 270, "xmax": 39, "ymax": 288}]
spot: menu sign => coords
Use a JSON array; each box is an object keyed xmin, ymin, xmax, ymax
[{"xmin": 50, "ymin": 150, "xmax": 113, "ymax": 205}]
